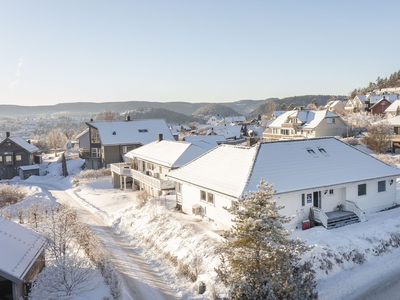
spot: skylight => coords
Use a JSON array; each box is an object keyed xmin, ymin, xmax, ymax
[{"xmin": 138, "ymin": 129, "xmax": 148, "ymax": 133}]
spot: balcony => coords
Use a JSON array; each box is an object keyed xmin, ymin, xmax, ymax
[{"xmin": 110, "ymin": 163, "xmax": 175, "ymax": 190}]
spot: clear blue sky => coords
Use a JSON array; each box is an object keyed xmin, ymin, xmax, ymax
[{"xmin": 1, "ymin": 1, "xmax": 400, "ymax": 106}]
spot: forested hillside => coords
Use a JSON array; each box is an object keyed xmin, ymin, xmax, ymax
[{"xmin": 350, "ymin": 69, "xmax": 400, "ymax": 98}]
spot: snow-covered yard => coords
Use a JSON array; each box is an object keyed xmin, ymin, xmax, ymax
[{"xmin": 3, "ymin": 152, "xmax": 400, "ymax": 299}]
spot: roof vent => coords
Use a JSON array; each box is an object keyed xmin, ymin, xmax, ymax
[
  {"xmin": 126, "ymin": 115, "xmax": 131, "ymax": 121},
  {"xmin": 112, "ymin": 131, "xmax": 116, "ymax": 135},
  {"xmin": 6, "ymin": 132, "xmax": 10, "ymax": 138}
]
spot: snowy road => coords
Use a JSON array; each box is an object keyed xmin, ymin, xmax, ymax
[{"xmin": 23, "ymin": 182, "xmax": 180, "ymax": 300}]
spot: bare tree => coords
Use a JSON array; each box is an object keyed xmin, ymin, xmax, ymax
[
  {"xmin": 364, "ymin": 121, "xmax": 393, "ymax": 153},
  {"xmin": 97, "ymin": 109, "xmax": 120, "ymax": 121},
  {"xmin": 47, "ymin": 130, "xmax": 68, "ymax": 156},
  {"xmin": 265, "ymin": 100, "xmax": 277, "ymax": 119}
]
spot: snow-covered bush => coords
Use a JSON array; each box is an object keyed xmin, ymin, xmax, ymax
[
  {"xmin": 371, "ymin": 153, "xmax": 400, "ymax": 166},
  {"xmin": 0, "ymin": 184, "xmax": 28, "ymax": 207},
  {"xmin": 72, "ymin": 169, "xmax": 111, "ymax": 186},
  {"xmin": 342, "ymin": 137, "xmax": 359, "ymax": 146}
]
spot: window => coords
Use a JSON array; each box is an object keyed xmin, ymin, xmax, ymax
[
  {"xmin": 122, "ymin": 146, "xmax": 128, "ymax": 154},
  {"xmin": 91, "ymin": 148, "xmax": 101, "ymax": 158},
  {"xmin": 318, "ymin": 148, "xmax": 327, "ymax": 154},
  {"xmin": 5, "ymin": 155, "xmax": 13, "ymax": 165},
  {"xmin": 159, "ymin": 166, "xmax": 162, "ymax": 174},
  {"xmin": 329, "ymin": 189, "xmax": 334, "ymax": 195},
  {"xmin": 0, "ymin": 156, "xmax": 2, "ymax": 162},
  {"xmin": 378, "ymin": 180, "xmax": 386, "ymax": 193},
  {"xmin": 90, "ymin": 128, "xmax": 100, "ymax": 143},
  {"xmin": 358, "ymin": 184, "xmax": 367, "ymax": 196},
  {"xmin": 207, "ymin": 193, "xmax": 214, "ymax": 205},
  {"xmin": 307, "ymin": 149, "xmax": 315, "ymax": 155},
  {"xmin": 200, "ymin": 190, "xmax": 206, "ymax": 201},
  {"xmin": 281, "ymin": 129, "xmax": 290, "ymax": 135},
  {"xmin": 301, "ymin": 194, "xmax": 305, "ymax": 206},
  {"xmin": 142, "ymin": 161, "xmax": 146, "ymax": 171},
  {"xmin": 231, "ymin": 200, "xmax": 239, "ymax": 210},
  {"xmin": 16, "ymin": 155, "xmax": 22, "ymax": 161}
]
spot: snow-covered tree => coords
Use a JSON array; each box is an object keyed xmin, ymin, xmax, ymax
[
  {"xmin": 364, "ymin": 121, "xmax": 393, "ymax": 154},
  {"xmin": 30, "ymin": 205, "xmax": 101, "ymax": 298},
  {"xmin": 47, "ymin": 129, "xmax": 68, "ymax": 156},
  {"xmin": 215, "ymin": 179, "xmax": 318, "ymax": 300}
]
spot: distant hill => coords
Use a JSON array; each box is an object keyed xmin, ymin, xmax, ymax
[
  {"xmin": 247, "ymin": 95, "xmax": 346, "ymax": 119},
  {"xmin": 0, "ymin": 99, "xmax": 269, "ymax": 119},
  {"xmin": 192, "ymin": 103, "xmax": 240, "ymax": 118},
  {"xmin": 125, "ymin": 108, "xmax": 200, "ymax": 124}
]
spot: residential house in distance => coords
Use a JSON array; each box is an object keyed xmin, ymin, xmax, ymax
[
  {"xmin": 345, "ymin": 95, "xmax": 367, "ymax": 113},
  {"xmin": 206, "ymin": 115, "xmax": 224, "ymax": 126},
  {"xmin": 167, "ymin": 137, "xmax": 400, "ymax": 230},
  {"xmin": 0, "ymin": 216, "xmax": 46, "ymax": 300},
  {"xmin": 370, "ymin": 97, "xmax": 392, "ymax": 115},
  {"xmin": 75, "ymin": 128, "xmax": 90, "ymax": 157},
  {"xmin": 325, "ymin": 100, "xmax": 345, "ymax": 115},
  {"xmin": 83, "ymin": 118, "xmax": 174, "ymax": 169},
  {"xmin": 374, "ymin": 116, "xmax": 400, "ymax": 153},
  {"xmin": 262, "ymin": 110, "xmax": 347, "ymax": 140},
  {"xmin": 110, "ymin": 135, "xmax": 212, "ymax": 197},
  {"xmin": 216, "ymin": 116, "xmax": 246, "ymax": 126},
  {"xmin": 0, "ymin": 132, "xmax": 41, "ymax": 180},
  {"xmin": 385, "ymin": 99, "xmax": 400, "ymax": 118},
  {"xmin": 183, "ymin": 134, "xmax": 227, "ymax": 147}
]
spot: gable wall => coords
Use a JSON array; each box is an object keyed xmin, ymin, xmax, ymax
[{"xmin": 314, "ymin": 118, "xmax": 347, "ymax": 137}]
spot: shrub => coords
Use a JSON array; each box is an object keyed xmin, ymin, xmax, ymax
[
  {"xmin": 0, "ymin": 184, "xmax": 28, "ymax": 207},
  {"xmin": 72, "ymin": 169, "xmax": 111, "ymax": 186}
]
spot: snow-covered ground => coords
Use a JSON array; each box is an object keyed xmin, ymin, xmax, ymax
[{"xmin": 3, "ymin": 152, "xmax": 400, "ymax": 299}]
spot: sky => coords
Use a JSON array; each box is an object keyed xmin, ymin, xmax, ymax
[{"xmin": 1, "ymin": 1, "xmax": 400, "ymax": 106}]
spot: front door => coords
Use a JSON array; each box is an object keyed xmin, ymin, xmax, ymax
[{"xmin": 313, "ymin": 191, "xmax": 321, "ymax": 208}]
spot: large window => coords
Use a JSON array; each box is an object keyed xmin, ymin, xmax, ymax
[
  {"xmin": 200, "ymin": 190, "xmax": 214, "ymax": 205},
  {"xmin": 16, "ymin": 155, "xmax": 22, "ymax": 161},
  {"xmin": 90, "ymin": 128, "xmax": 100, "ymax": 143},
  {"xmin": 358, "ymin": 184, "xmax": 367, "ymax": 196},
  {"xmin": 0, "ymin": 156, "xmax": 2, "ymax": 162},
  {"xmin": 91, "ymin": 148, "xmax": 101, "ymax": 158},
  {"xmin": 378, "ymin": 180, "xmax": 386, "ymax": 193}
]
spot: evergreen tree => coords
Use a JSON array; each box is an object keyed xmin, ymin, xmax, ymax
[
  {"xmin": 287, "ymin": 102, "xmax": 295, "ymax": 111},
  {"xmin": 280, "ymin": 103, "xmax": 287, "ymax": 111},
  {"xmin": 215, "ymin": 179, "xmax": 318, "ymax": 300},
  {"xmin": 62, "ymin": 153, "xmax": 68, "ymax": 177}
]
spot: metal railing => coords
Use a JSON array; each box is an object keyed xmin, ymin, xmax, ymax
[
  {"xmin": 346, "ymin": 200, "xmax": 364, "ymax": 221},
  {"xmin": 312, "ymin": 207, "xmax": 329, "ymax": 228},
  {"xmin": 110, "ymin": 163, "xmax": 175, "ymax": 190}
]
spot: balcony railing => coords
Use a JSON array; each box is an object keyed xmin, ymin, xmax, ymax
[{"xmin": 110, "ymin": 163, "xmax": 175, "ymax": 190}]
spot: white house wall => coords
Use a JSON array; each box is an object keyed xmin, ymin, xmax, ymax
[
  {"xmin": 181, "ymin": 183, "xmax": 234, "ymax": 228},
  {"xmin": 345, "ymin": 177, "xmax": 397, "ymax": 212},
  {"xmin": 314, "ymin": 119, "xmax": 347, "ymax": 138}
]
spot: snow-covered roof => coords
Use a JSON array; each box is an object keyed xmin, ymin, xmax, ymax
[
  {"xmin": 370, "ymin": 98, "xmax": 391, "ymax": 109},
  {"xmin": 168, "ymin": 137, "xmax": 400, "ymax": 198},
  {"xmin": 370, "ymin": 94, "xmax": 399, "ymax": 104},
  {"xmin": 1, "ymin": 136, "xmax": 40, "ymax": 154},
  {"xmin": 355, "ymin": 95, "xmax": 368, "ymax": 103},
  {"xmin": 18, "ymin": 165, "xmax": 40, "ymax": 171},
  {"xmin": 87, "ymin": 119, "xmax": 174, "ymax": 146},
  {"xmin": 386, "ymin": 99, "xmax": 400, "ymax": 112},
  {"xmin": 183, "ymin": 135, "xmax": 227, "ymax": 146},
  {"xmin": 224, "ymin": 116, "xmax": 246, "ymax": 123},
  {"xmin": 268, "ymin": 110, "xmax": 339, "ymax": 130},
  {"xmin": 376, "ymin": 116, "xmax": 400, "ymax": 126},
  {"xmin": 125, "ymin": 139, "xmax": 210, "ymax": 168},
  {"xmin": 74, "ymin": 128, "xmax": 89, "ymax": 141},
  {"xmin": 0, "ymin": 217, "xmax": 46, "ymax": 284}
]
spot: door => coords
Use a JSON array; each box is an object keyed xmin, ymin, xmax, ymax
[{"xmin": 313, "ymin": 191, "xmax": 321, "ymax": 208}]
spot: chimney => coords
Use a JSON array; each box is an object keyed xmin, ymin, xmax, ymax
[
  {"xmin": 90, "ymin": 118, "xmax": 93, "ymax": 122},
  {"xmin": 6, "ymin": 132, "xmax": 10, "ymax": 138},
  {"xmin": 158, "ymin": 133, "xmax": 163, "ymax": 142},
  {"xmin": 246, "ymin": 137, "xmax": 257, "ymax": 147},
  {"xmin": 126, "ymin": 115, "xmax": 131, "ymax": 121},
  {"xmin": 28, "ymin": 140, "xmax": 31, "ymax": 144}
]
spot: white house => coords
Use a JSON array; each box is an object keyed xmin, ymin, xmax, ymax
[
  {"xmin": 325, "ymin": 100, "xmax": 345, "ymax": 115},
  {"xmin": 345, "ymin": 95, "xmax": 368, "ymax": 113},
  {"xmin": 167, "ymin": 137, "xmax": 400, "ymax": 230},
  {"xmin": 110, "ymin": 136, "xmax": 213, "ymax": 196},
  {"xmin": 0, "ymin": 216, "xmax": 46, "ymax": 299},
  {"xmin": 263, "ymin": 110, "xmax": 347, "ymax": 140},
  {"xmin": 384, "ymin": 99, "xmax": 400, "ymax": 117},
  {"xmin": 206, "ymin": 115, "xmax": 224, "ymax": 126}
]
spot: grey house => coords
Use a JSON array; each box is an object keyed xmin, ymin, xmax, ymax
[
  {"xmin": 82, "ymin": 118, "xmax": 175, "ymax": 169},
  {"xmin": 0, "ymin": 132, "xmax": 41, "ymax": 180}
]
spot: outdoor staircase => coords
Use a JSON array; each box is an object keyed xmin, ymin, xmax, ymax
[{"xmin": 326, "ymin": 211, "xmax": 360, "ymax": 229}]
